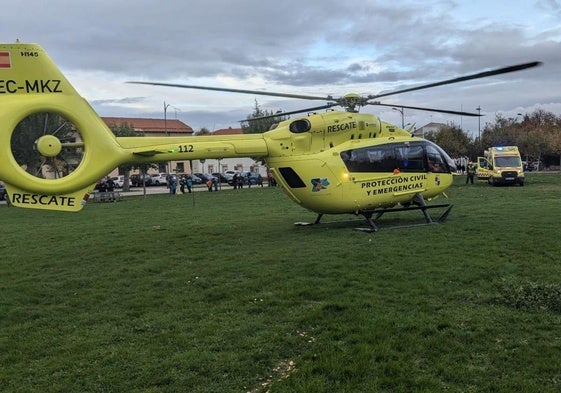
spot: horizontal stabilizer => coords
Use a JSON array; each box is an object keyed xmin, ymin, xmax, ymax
[{"xmin": 133, "ymin": 149, "xmax": 167, "ymax": 157}]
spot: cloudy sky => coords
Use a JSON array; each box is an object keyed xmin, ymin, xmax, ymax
[{"xmin": 3, "ymin": 0, "xmax": 561, "ymax": 136}]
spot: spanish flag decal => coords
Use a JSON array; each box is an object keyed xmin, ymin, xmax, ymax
[{"xmin": 0, "ymin": 52, "xmax": 11, "ymax": 68}]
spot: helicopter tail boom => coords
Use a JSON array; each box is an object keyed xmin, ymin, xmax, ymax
[{"xmin": 117, "ymin": 134, "xmax": 268, "ymax": 162}]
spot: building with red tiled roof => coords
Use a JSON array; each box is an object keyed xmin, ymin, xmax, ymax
[{"xmin": 102, "ymin": 117, "xmax": 194, "ymax": 136}]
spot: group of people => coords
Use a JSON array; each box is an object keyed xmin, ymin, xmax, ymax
[
  {"xmin": 165, "ymin": 172, "xmax": 269, "ymax": 194},
  {"xmin": 231, "ymin": 173, "xmax": 263, "ymax": 189},
  {"xmin": 165, "ymin": 175, "xmax": 196, "ymax": 194},
  {"xmin": 96, "ymin": 176, "xmax": 115, "ymax": 192}
]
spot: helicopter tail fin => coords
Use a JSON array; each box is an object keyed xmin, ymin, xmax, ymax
[{"xmin": 0, "ymin": 43, "xmax": 125, "ymax": 212}]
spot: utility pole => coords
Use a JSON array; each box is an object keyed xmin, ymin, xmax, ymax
[{"xmin": 476, "ymin": 106, "xmax": 481, "ymax": 141}]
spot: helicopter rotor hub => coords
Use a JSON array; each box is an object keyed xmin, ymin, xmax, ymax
[{"xmin": 35, "ymin": 134, "xmax": 62, "ymax": 157}]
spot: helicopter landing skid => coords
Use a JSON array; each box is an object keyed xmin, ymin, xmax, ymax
[
  {"xmin": 294, "ymin": 202, "xmax": 452, "ymax": 232},
  {"xmin": 356, "ymin": 203, "xmax": 453, "ymax": 232},
  {"xmin": 294, "ymin": 214, "xmax": 324, "ymax": 227}
]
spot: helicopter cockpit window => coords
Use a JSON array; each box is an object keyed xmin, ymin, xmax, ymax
[
  {"xmin": 425, "ymin": 142, "xmax": 455, "ymax": 173},
  {"xmin": 289, "ymin": 119, "xmax": 311, "ymax": 134},
  {"xmin": 426, "ymin": 145, "xmax": 445, "ymax": 172}
]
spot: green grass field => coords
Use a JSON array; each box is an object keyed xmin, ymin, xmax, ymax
[{"xmin": 2, "ymin": 173, "xmax": 561, "ymax": 392}]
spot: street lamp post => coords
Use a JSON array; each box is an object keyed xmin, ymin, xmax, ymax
[
  {"xmin": 476, "ymin": 106, "xmax": 481, "ymax": 141},
  {"xmin": 164, "ymin": 101, "xmax": 171, "ymax": 175},
  {"xmin": 164, "ymin": 101, "xmax": 170, "ymax": 135},
  {"xmin": 392, "ymin": 107, "xmax": 405, "ymax": 128}
]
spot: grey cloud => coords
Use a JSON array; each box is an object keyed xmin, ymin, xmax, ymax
[{"xmin": 2, "ymin": 0, "xmax": 559, "ymax": 131}]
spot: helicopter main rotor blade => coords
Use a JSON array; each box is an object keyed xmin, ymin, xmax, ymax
[
  {"xmin": 369, "ymin": 61, "xmax": 542, "ymax": 100},
  {"xmin": 370, "ymin": 102, "xmax": 482, "ymax": 117},
  {"xmin": 128, "ymin": 81, "xmax": 331, "ymax": 101},
  {"xmin": 240, "ymin": 103, "xmax": 338, "ymax": 122}
]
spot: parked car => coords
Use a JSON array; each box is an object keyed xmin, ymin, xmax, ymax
[
  {"xmin": 150, "ymin": 173, "xmax": 170, "ymax": 186},
  {"xmin": 194, "ymin": 173, "xmax": 217, "ymax": 183},
  {"xmin": 212, "ymin": 173, "xmax": 232, "ymax": 183},
  {"xmin": 111, "ymin": 175, "xmax": 132, "ymax": 188},
  {"xmin": 190, "ymin": 174, "xmax": 203, "ymax": 184},
  {"xmin": 130, "ymin": 174, "xmax": 153, "ymax": 187},
  {"xmin": 239, "ymin": 172, "xmax": 263, "ymax": 185}
]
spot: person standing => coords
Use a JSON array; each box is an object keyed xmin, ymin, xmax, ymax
[
  {"xmin": 169, "ymin": 177, "xmax": 177, "ymax": 194},
  {"xmin": 179, "ymin": 176, "xmax": 185, "ymax": 194},
  {"xmin": 466, "ymin": 161, "xmax": 476, "ymax": 184}
]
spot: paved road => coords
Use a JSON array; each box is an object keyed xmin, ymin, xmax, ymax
[
  {"xmin": 104, "ymin": 183, "xmax": 267, "ymax": 198},
  {"xmin": 0, "ymin": 184, "xmax": 268, "ymax": 205}
]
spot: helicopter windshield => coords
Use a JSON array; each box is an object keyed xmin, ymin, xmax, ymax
[{"xmin": 340, "ymin": 140, "xmax": 456, "ymax": 173}]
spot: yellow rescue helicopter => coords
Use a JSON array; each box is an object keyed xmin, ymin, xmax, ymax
[{"xmin": 0, "ymin": 43, "xmax": 540, "ymax": 231}]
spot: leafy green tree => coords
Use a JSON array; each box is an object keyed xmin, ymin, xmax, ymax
[
  {"xmin": 480, "ymin": 113, "xmax": 522, "ymax": 152},
  {"xmin": 424, "ymin": 123, "xmax": 472, "ymax": 158},
  {"xmin": 242, "ymin": 100, "xmax": 288, "ymax": 134},
  {"xmin": 518, "ymin": 110, "xmax": 560, "ymax": 165},
  {"xmin": 479, "ymin": 110, "xmax": 561, "ymax": 167}
]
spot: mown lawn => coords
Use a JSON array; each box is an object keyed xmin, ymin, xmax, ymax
[{"xmin": 1, "ymin": 173, "xmax": 561, "ymax": 392}]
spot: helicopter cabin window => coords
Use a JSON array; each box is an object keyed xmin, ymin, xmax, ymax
[
  {"xmin": 289, "ymin": 119, "xmax": 311, "ymax": 134},
  {"xmin": 394, "ymin": 144, "xmax": 425, "ymax": 171},
  {"xmin": 340, "ymin": 141, "xmax": 454, "ymax": 173}
]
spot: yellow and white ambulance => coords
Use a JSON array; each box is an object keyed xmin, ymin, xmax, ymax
[{"xmin": 476, "ymin": 146, "xmax": 524, "ymax": 186}]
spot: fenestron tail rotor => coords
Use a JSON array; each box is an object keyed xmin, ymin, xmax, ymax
[{"xmin": 11, "ymin": 112, "xmax": 85, "ymax": 180}]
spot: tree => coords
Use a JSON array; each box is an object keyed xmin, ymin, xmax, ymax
[
  {"xmin": 518, "ymin": 110, "xmax": 560, "ymax": 166},
  {"xmin": 195, "ymin": 127, "xmax": 211, "ymax": 136},
  {"xmin": 480, "ymin": 113, "xmax": 521, "ymax": 152},
  {"xmin": 467, "ymin": 109, "xmax": 561, "ymax": 169},
  {"xmin": 242, "ymin": 100, "xmax": 288, "ymax": 134},
  {"xmin": 423, "ymin": 123, "xmax": 472, "ymax": 158}
]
